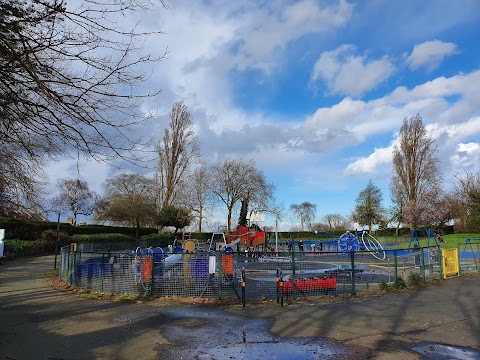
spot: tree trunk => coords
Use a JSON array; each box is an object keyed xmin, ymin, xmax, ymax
[
  {"xmin": 198, "ymin": 206, "xmax": 203, "ymax": 233},
  {"xmin": 135, "ymin": 219, "xmax": 140, "ymax": 239},
  {"xmin": 238, "ymin": 199, "xmax": 248, "ymax": 226},
  {"xmin": 227, "ymin": 205, "xmax": 233, "ymax": 232}
]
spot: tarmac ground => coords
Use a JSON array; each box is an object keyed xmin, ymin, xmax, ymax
[{"xmin": 0, "ymin": 256, "xmax": 479, "ymax": 359}]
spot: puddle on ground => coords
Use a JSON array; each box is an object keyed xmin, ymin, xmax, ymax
[
  {"xmin": 190, "ymin": 338, "xmax": 340, "ymax": 359},
  {"xmin": 413, "ymin": 343, "xmax": 480, "ymax": 360},
  {"xmin": 159, "ymin": 307, "xmax": 348, "ymax": 359}
]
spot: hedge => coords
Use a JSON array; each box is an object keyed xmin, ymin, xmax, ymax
[{"xmin": 0, "ymin": 217, "xmax": 158, "ymax": 240}]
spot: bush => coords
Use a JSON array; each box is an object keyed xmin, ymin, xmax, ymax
[
  {"xmin": 0, "ymin": 217, "xmax": 157, "ymax": 240},
  {"xmin": 70, "ymin": 233, "xmax": 133, "ymax": 243},
  {"xmin": 4, "ymin": 235, "xmax": 69, "ymax": 258},
  {"xmin": 4, "ymin": 239, "xmax": 34, "ymax": 257},
  {"xmin": 379, "ymin": 280, "xmax": 389, "ymax": 291},
  {"xmin": 396, "ymin": 276, "xmax": 406, "ymax": 289},
  {"xmin": 140, "ymin": 233, "xmax": 176, "ymax": 248},
  {"xmin": 407, "ymin": 272, "xmax": 425, "ymax": 287}
]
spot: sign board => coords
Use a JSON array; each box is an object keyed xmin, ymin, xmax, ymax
[
  {"xmin": 246, "ymin": 211, "xmax": 265, "ymax": 222},
  {"xmin": 208, "ymin": 256, "xmax": 216, "ymax": 275}
]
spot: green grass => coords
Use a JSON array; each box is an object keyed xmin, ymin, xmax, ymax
[{"xmin": 377, "ymin": 233, "xmax": 480, "ymax": 249}]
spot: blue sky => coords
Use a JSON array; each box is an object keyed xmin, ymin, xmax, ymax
[{"xmin": 48, "ymin": 0, "xmax": 480, "ymax": 231}]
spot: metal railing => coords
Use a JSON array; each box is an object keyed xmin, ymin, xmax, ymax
[{"xmin": 60, "ymin": 244, "xmax": 447, "ymax": 301}]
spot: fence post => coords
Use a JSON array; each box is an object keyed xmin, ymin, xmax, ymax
[
  {"xmin": 421, "ymin": 247, "xmax": 426, "ymax": 282},
  {"xmin": 394, "ymin": 250, "xmax": 398, "ymax": 289},
  {"xmin": 217, "ymin": 252, "xmax": 222, "ymax": 300},
  {"xmin": 276, "ymin": 268, "xmax": 280, "ymax": 304},
  {"xmin": 150, "ymin": 254, "xmax": 155, "ymax": 296},
  {"xmin": 101, "ymin": 253, "xmax": 104, "ymax": 293},
  {"xmin": 276, "ymin": 268, "xmax": 284, "ymax": 307},
  {"xmin": 438, "ymin": 245, "xmax": 444, "ymax": 280},
  {"xmin": 350, "ymin": 250, "xmax": 356, "ymax": 295},
  {"xmin": 291, "ymin": 236, "xmax": 297, "ymax": 300},
  {"xmin": 241, "ymin": 267, "xmax": 246, "ymax": 308}
]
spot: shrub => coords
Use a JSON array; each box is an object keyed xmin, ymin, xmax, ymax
[
  {"xmin": 140, "ymin": 233, "xmax": 176, "ymax": 248},
  {"xmin": 40, "ymin": 230, "xmax": 70, "ymax": 245},
  {"xmin": 379, "ymin": 280, "xmax": 389, "ymax": 291},
  {"xmin": 0, "ymin": 217, "xmax": 157, "ymax": 240},
  {"xmin": 396, "ymin": 276, "xmax": 406, "ymax": 289},
  {"xmin": 70, "ymin": 233, "xmax": 133, "ymax": 243},
  {"xmin": 4, "ymin": 239, "xmax": 33, "ymax": 257},
  {"xmin": 115, "ymin": 293, "xmax": 139, "ymax": 303},
  {"xmin": 407, "ymin": 272, "xmax": 424, "ymax": 287}
]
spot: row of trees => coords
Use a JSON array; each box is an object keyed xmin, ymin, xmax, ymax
[
  {"xmin": 288, "ymin": 202, "xmax": 347, "ymax": 231},
  {"xmin": 19, "ymin": 109, "xmax": 480, "ymax": 235},
  {"xmin": 54, "ymin": 101, "xmax": 279, "ymax": 235},
  {"xmin": 291, "ymin": 115, "xmax": 480, "ymax": 233}
]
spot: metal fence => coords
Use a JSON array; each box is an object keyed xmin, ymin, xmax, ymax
[
  {"xmin": 457, "ymin": 239, "xmax": 480, "ymax": 273},
  {"xmin": 60, "ymin": 243, "xmax": 447, "ymax": 302}
]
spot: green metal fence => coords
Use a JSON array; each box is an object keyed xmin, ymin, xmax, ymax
[
  {"xmin": 458, "ymin": 239, "xmax": 480, "ymax": 273},
  {"xmin": 60, "ymin": 243, "xmax": 446, "ymax": 301}
]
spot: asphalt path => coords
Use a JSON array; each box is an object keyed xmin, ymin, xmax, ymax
[{"xmin": 0, "ymin": 256, "xmax": 479, "ymax": 359}]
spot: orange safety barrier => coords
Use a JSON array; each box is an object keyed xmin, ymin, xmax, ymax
[
  {"xmin": 222, "ymin": 254, "xmax": 234, "ymax": 275},
  {"xmin": 142, "ymin": 257, "xmax": 153, "ymax": 280},
  {"xmin": 280, "ymin": 277, "xmax": 336, "ymax": 293}
]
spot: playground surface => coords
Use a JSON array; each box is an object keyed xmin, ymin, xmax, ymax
[{"xmin": 0, "ymin": 256, "xmax": 479, "ymax": 359}]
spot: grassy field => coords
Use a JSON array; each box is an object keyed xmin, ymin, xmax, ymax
[{"xmin": 376, "ymin": 233, "xmax": 480, "ymax": 249}]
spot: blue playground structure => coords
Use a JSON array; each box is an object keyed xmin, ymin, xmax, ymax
[
  {"xmin": 312, "ymin": 230, "xmax": 339, "ymax": 251},
  {"xmin": 459, "ymin": 238, "xmax": 479, "ymax": 271},
  {"xmin": 408, "ymin": 228, "xmax": 440, "ymax": 249}
]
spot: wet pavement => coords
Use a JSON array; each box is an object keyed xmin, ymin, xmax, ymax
[
  {"xmin": 413, "ymin": 343, "xmax": 480, "ymax": 359},
  {"xmin": 159, "ymin": 307, "xmax": 349, "ymax": 359},
  {"xmin": 1, "ymin": 256, "xmax": 479, "ymax": 359}
]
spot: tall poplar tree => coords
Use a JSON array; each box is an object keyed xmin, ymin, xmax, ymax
[{"xmin": 390, "ymin": 114, "xmax": 442, "ymax": 230}]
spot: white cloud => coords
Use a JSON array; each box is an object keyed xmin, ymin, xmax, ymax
[
  {"xmin": 450, "ymin": 142, "xmax": 480, "ymax": 171},
  {"xmin": 344, "ymin": 116, "xmax": 480, "ymax": 177},
  {"xmin": 311, "ymin": 45, "xmax": 395, "ymax": 97},
  {"xmin": 238, "ymin": 0, "xmax": 354, "ymax": 71},
  {"xmin": 405, "ymin": 40, "xmax": 458, "ymax": 71},
  {"xmin": 344, "ymin": 146, "xmax": 394, "ymax": 175}
]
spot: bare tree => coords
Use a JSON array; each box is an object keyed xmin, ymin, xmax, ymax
[
  {"xmin": 0, "ymin": 143, "xmax": 46, "ymax": 211},
  {"xmin": 449, "ymin": 171, "xmax": 480, "ymax": 232},
  {"xmin": 290, "ymin": 202, "xmax": 317, "ymax": 231},
  {"xmin": 208, "ymin": 158, "xmax": 276, "ymax": 232},
  {"xmin": 95, "ymin": 173, "xmax": 156, "ymax": 237},
  {"xmin": 179, "ymin": 166, "xmax": 213, "ymax": 233},
  {"xmin": 156, "ymin": 101, "xmax": 201, "ymax": 209},
  {"xmin": 391, "ymin": 115, "xmax": 442, "ymax": 230},
  {"xmin": 322, "ymin": 213, "xmax": 348, "ymax": 231},
  {"xmin": 54, "ymin": 178, "xmax": 98, "ymax": 225},
  {"xmin": 1, "ymin": 0, "xmax": 165, "ymax": 207},
  {"xmin": 352, "ymin": 180, "xmax": 384, "ymax": 233}
]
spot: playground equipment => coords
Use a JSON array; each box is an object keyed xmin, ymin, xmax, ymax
[
  {"xmin": 313, "ymin": 230, "xmax": 338, "ymax": 251},
  {"xmin": 209, "ymin": 232, "xmax": 239, "ymax": 252},
  {"xmin": 208, "ymin": 225, "xmax": 266, "ymax": 252},
  {"xmin": 409, "ymin": 228, "xmax": 439, "ymax": 249},
  {"xmin": 359, "ymin": 231, "xmax": 386, "ymax": 260},
  {"xmin": 337, "ymin": 230, "xmax": 386, "ymax": 260},
  {"xmin": 133, "ymin": 246, "xmax": 185, "ymax": 291},
  {"xmin": 459, "ymin": 238, "xmax": 479, "ymax": 270},
  {"xmin": 227, "ymin": 225, "xmax": 266, "ymax": 249},
  {"xmin": 339, "ymin": 232, "xmax": 360, "ymax": 252}
]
